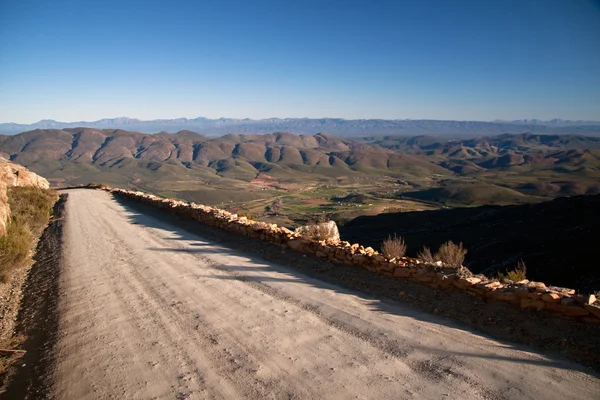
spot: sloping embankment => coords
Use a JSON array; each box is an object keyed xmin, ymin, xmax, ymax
[{"xmin": 0, "ymin": 158, "xmax": 50, "ymax": 235}]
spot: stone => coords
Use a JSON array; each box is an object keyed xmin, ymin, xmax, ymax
[
  {"xmin": 558, "ymin": 306, "xmax": 589, "ymax": 318},
  {"xmin": 561, "ymin": 297, "xmax": 575, "ymax": 306},
  {"xmin": 479, "ymin": 281, "xmax": 502, "ymax": 289},
  {"xmin": 466, "ymin": 287, "xmax": 487, "ymax": 297},
  {"xmin": 352, "ymin": 254, "xmax": 368, "ymax": 265},
  {"xmin": 315, "ymin": 250, "xmax": 327, "ymax": 258},
  {"xmin": 527, "ymin": 282, "xmax": 547, "ymax": 292},
  {"xmin": 542, "ymin": 293, "xmax": 561, "ymax": 303},
  {"xmin": 393, "ymin": 267, "xmax": 411, "ymax": 278},
  {"xmin": 379, "ymin": 262, "xmax": 394, "ymax": 272},
  {"xmin": 413, "ymin": 274, "xmax": 434, "ymax": 283},
  {"xmin": 520, "ymin": 298, "xmax": 546, "ymax": 311},
  {"xmin": 527, "ymin": 292, "xmax": 543, "ymax": 299},
  {"xmin": 455, "ymin": 277, "xmax": 481, "ymax": 287},
  {"xmin": 584, "ymin": 304, "xmax": 600, "ymax": 319},
  {"xmin": 466, "ymin": 277, "xmax": 482, "ymax": 285},
  {"xmin": 477, "ymin": 281, "xmax": 501, "ymax": 289},
  {"xmin": 486, "ymin": 291, "xmax": 518, "ymax": 303},
  {"xmin": 286, "ymin": 238, "xmax": 311, "ymax": 253},
  {"xmin": 514, "ymin": 287, "xmax": 530, "ymax": 298}
]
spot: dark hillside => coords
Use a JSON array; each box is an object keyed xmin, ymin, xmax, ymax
[{"xmin": 339, "ymin": 194, "xmax": 600, "ymax": 292}]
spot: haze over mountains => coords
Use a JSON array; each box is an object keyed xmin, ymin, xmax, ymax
[{"xmin": 2, "ymin": 117, "xmax": 600, "ymax": 136}]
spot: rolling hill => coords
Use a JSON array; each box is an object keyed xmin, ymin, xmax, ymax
[{"xmin": 1, "ymin": 129, "xmax": 599, "ymax": 210}]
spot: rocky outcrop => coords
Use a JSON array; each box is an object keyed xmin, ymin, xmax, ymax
[{"xmin": 0, "ymin": 157, "xmax": 50, "ymax": 235}]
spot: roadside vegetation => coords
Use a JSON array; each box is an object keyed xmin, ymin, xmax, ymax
[
  {"xmin": 414, "ymin": 241, "xmax": 467, "ymax": 267},
  {"xmin": 0, "ymin": 186, "xmax": 58, "ymax": 385},
  {"xmin": 435, "ymin": 241, "xmax": 467, "ymax": 267},
  {"xmin": 417, "ymin": 246, "xmax": 435, "ymax": 263},
  {"xmin": 0, "ymin": 187, "xmax": 58, "ymax": 281},
  {"xmin": 497, "ymin": 260, "xmax": 528, "ymax": 283},
  {"xmin": 380, "ymin": 234, "xmax": 407, "ymax": 259}
]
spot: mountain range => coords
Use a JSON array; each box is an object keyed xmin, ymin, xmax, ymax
[
  {"xmin": 1, "ymin": 128, "xmax": 599, "ymax": 205},
  {"xmin": 1, "ymin": 117, "xmax": 600, "ymax": 136}
]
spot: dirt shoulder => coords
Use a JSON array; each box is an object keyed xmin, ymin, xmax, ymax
[{"xmin": 0, "ymin": 194, "xmax": 66, "ymax": 398}]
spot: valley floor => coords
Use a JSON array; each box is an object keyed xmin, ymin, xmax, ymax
[{"xmin": 15, "ymin": 190, "xmax": 600, "ymax": 399}]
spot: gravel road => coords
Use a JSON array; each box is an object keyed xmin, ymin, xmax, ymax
[{"xmin": 49, "ymin": 189, "xmax": 600, "ymax": 399}]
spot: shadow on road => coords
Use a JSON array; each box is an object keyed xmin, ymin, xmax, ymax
[{"xmin": 111, "ymin": 194, "xmax": 600, "ymax": 376}]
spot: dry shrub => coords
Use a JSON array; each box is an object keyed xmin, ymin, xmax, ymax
[
  {"xmin": 8, "ymin": 186, "xmax": 58, "ymax": 231},
  {"xmin": 417, "ymin": 246, "xmax": 435, "ymax": 263},
  {"xmin": 380, "ymin": 234, "xmax": 407, "ymax": 259},
  {"xmin": 0, "ymin": 187, "xmax": 58, "ymax": 281},
  {"xmin": 498, "ymin": 259, "xmax": 527, "ymax": 283},
  {"xmin": 305, "ymin": 223, "xmax": 334, "ymax": 241},
  {"xmin": 239, "ymin": 212, "xmax": 257, "ymax": 221},
  {"xmin": 435, "ymin": 241, "xmax": 467, "ymax": 267},
  {"xmin": 0, "ymin": 221, "xmax": 31, "ymax": 280}
]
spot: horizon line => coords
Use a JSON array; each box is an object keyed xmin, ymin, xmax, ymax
[{"xmin": 3, "ymin": 115, "xmax": 600, "ymax": 125}]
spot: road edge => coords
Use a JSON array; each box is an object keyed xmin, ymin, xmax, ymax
[{"xmin": 1, "ymin": 193, "xmax": 67, "ymax": 399}]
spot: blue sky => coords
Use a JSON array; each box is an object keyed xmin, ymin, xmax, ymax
[{"xmin": 1, "ymin": 0, "xmax": 599, "ymax": 123}]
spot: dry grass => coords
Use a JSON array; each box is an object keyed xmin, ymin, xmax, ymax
[
  {"xmin": 0, "ymin": 334, "xmax": 26, "ymax": 375},
  {"xmin": 380, "ymin": 234, "xmax": 407, "ymax": 259},
  {"xmin": 498, "ymin": 259, "xmax": 527, "ymax": 283},
  {"xmin": 417, "ymin": 246, "xmax": 435, "ymax": 263},
  {"xmin": 0, "ymin": 187, "xmax": 57, "ymax": 381},
  {"xmin": 435, "ymin": 241, "xmax": 467, "ymax": 267},
  {"xmin": 0, "ymin": 187, "xmax": 58, "ymax": 282}
]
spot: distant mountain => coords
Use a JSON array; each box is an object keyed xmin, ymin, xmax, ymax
[
  {"xmin": 0, "ymin": 129, "xmax": 598, "ymax": 203},
  {"xmin": 0, "ymin": 128, "xmax": 450, "ymax": 189},
  {"xmin": 495, "ymin": 119, "xmax": 600, "ymax": 127},
  {"xmin": 1, "ymin": 117, "xmax": 600, "ymax": 136}
]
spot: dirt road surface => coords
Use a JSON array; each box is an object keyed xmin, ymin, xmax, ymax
[{"xmin": 48, "ymin": 189, "xmax": 599, "ymax": 399}]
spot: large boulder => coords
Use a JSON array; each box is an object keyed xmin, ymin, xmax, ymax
[
  {"xmin": 295, "ymin": 220, "xmax": 340, "ymax": 242},
  {"xmin": 0, "ymin": 158, "xmax": 50, "ymax": 235}
]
